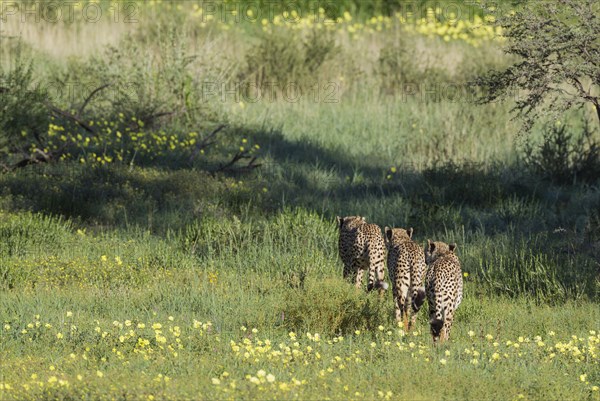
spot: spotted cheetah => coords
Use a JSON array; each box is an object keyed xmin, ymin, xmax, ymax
[
  {"xmin": 384, "ymin": 226, "xmax": 427, "ymax": 331},
  {"xmin": 337, "ymin": 216, "xmax": 387, "ymax": 293},
  {"xmin": 425, "ymin": 240, "xmax": 463, "ymax": 343}
]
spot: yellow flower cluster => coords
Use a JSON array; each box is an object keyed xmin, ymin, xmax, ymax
[
  {"xmin": 32, "ymin": 117, "xmax": 259, "ymax": 168},
  {"xmin": 39, "ymin": 116, "xmax": 200, "ymax": 166},
  {"xmin": 145, "ymin": 2, "xmax": 504, "ymax": 47},
  {"xmin": 16, "ymin": 0, "xmax": 504, "ymax": 47},
  {"xmin": 406, "ymin": 10, "xmax": 502, "ymax": 47}
]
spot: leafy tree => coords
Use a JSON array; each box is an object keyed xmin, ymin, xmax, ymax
[{"xmin": 477, "ymin": 0, "xmax": 600, "ymax": 133}]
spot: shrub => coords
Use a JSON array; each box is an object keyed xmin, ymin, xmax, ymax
[
  {"xmin": 79, "ymin": 30, "xmax": 201, "ymax": 126},
  {"xmin": 239, "ymin": 30, "xmax": 337, "ymax": 93},
  {"xmin": 0, "ymin": 46, "xmax": 49, "ymax": 165},
  {"xmin": 522, "ymin": 119, "xmax": 600, "ymax": 185},
  {"xmin": 377, "ymin": 37, "xmax": 452, "ymax": 95},
  {"xmin": 282, "ymin": 277, "xmax": 388, "ymax": 335}
]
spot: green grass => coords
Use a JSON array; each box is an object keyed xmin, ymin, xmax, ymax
[
  {"xmin": 0, "ymin": 208, "xmax": 598, "ymax": 400},
  {"xmin": 1, "ymin": 1, "xmax": 600, "ymax": 400}
]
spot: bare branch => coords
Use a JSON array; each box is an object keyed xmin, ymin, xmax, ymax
[
  {"xmin": 77, "ymin": 83, "xmax": 111, "ymax": 117},
  {"xmin": 128, "ymin": 110, "xmax": 178, "ymax": 131},
  {"xmin": 213, "ymin": 151, "xmax": 261, "ymax": 174},
  {"xmin": 188, "ymin": 124, "xmax": 226, "ymax": 163},
  {"xmin": 11, "ymin": 148, "xmax": 52, "ymax": 170},
  {"xmin": 44, "ymin": 102, "xmax": 96, "ymax": 135},
  {"xmin": 570, "ymin": 76, "xmax": 596, "ymax": 103}
]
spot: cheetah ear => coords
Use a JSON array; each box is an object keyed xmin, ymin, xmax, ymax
[
  {"xmin": 449, "ymin": 243, "xmax": 457, "ymax": 253},
  {"xmin": 427, "ymin": 239, "xmax": 435, "ymax": 253},
  {"xmin": 361, "ymin": 216, "xmax": 366, "ymax": 222},
  {"xmin": 407, "ymin": 227, "xmax": 413, "ymax": 239},
  {"xmin": 384, "ymin": 226, "xmax": 392, "ymax": 242},
  {"xmin": 336, "ymin": 216, "xmax": 344, "ymax": 228}
]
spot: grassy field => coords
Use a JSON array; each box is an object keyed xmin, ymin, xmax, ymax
[{"xmin": 1, "ymin": 1, "xmax": 599, "ymax": 400}]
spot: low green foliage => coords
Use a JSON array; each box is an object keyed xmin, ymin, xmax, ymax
[{"xmin": 282, "ymin": 277, "xmax": 388, "ymax": 335}]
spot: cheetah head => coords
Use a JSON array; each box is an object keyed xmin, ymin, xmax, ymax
[
  {"xmin": 336, "ymin": 215, "xmax": 366, "ymax": 230},
  {"xmin": 384, "ymin": 226, "xmax": 413, "ymax": 248},
  {"xmin": 425, "ymin": 240, "xmax": 457, "ymax": 264}
]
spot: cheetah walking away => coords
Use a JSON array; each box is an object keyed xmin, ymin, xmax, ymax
[
  {"xmin": 337, "ymin": 216, "xmax": 388, "ymax": 294},
  {"xmin": 425, "ymin": 240, "xmax": 463, "ymax": 343},
  {"xmin": 384, "ymin": 226, "xmax": 427, "ymax": 331}
]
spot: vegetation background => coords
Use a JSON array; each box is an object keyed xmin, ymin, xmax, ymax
[{"xmin": 0, "ymin": 0, "xmax": 598, "ymax": 400}]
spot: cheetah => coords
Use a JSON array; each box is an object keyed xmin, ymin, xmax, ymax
[
  {"xmin": 425, "ymin": 240, "xmax": 463, "ymax": 343},
  {"xmin": 337, "ymin": 216, "xmax": 388, "ymax": 294},
  {"xmin": 384, "ymin": 226, "xmax": 427, "ymax": 331}
]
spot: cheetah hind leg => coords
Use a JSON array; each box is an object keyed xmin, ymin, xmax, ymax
[
  {"xmin": 408, "ymin": 314, "xmax": 417, "ymax": 331},
  {"xmin": 393, "ymin": 288, "xmax": 402, "ymax": 323},
  {"xmin": 408, "ymin": 287, "xmax": 425, "ymax": 331},
  {"xmin": 355, "ymin": 267, "xmax": 364, "ymax": 290},
  {"xmin": 354, "ymin": 259, "xmax": 368, "ymax": 290},
  {"xmin": 398, "ymin": 283, "xmax": 410, "ymax": 331},
  {"xmin": 408, "ymin": 309, "xmax": 420, "ymax": 332},
  {"xmin": 367, "ymin": 254, "xmax": 387, "ymax": 297},
  {"xmin": 366, "ymin": 265, "xmax": 376, "ymax": 292},
  {"xmin": 342, "ymin": 262, "xmax": 353, "ymax": 280},
  {"xmin": 440, "ymin": 327, "xmax": 448, "ymax": 344},
  {"xmin": 403, "ymin": 311, "xmax": 410, "ymax": 332},
  {"xmin": 441, "ymin": 309, "xmax": 455, "ymax": 342},
  {"xmin": 402, "ymin": 305, "xmax": 414, "ymax": 332}
]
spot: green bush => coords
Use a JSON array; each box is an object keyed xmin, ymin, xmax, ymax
[
  {"xmin": 522, "ymin": 120, "xmax": 600, "ymax": 185},
  {"xmin": 239, "ymin": 30, "xmax": 337, "ymax": 92},
  {"xmin": 377, "ymin": 38, "xmax": 452, "ymax": 95},
  {"xmin": 77, "ymin": 31, "xmax": 201, "ymax": 126},
  {"xmin": 283, "ymin": 277, "xmax": 388, "ymax": 335}
]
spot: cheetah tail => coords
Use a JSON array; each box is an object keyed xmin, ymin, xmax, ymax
[
  {"xmin": 374, "ymin": 280, "xmax": 389, "ymax": 291},
  {"xmin": 412, "ymin": 288, "xmax": 426, "ymax": 311},
  {"xmin": 430, "ymin": 318, "xmax": 444, "ymax": 338}
]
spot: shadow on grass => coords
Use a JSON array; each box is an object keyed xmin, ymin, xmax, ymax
[
  {"xmin": 1, "ymin": 125, "xmax": 598, "ymax": 302},
  {"xmin": 0, "ymin": 124, "xmax": 598, "ymax": 241}
]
